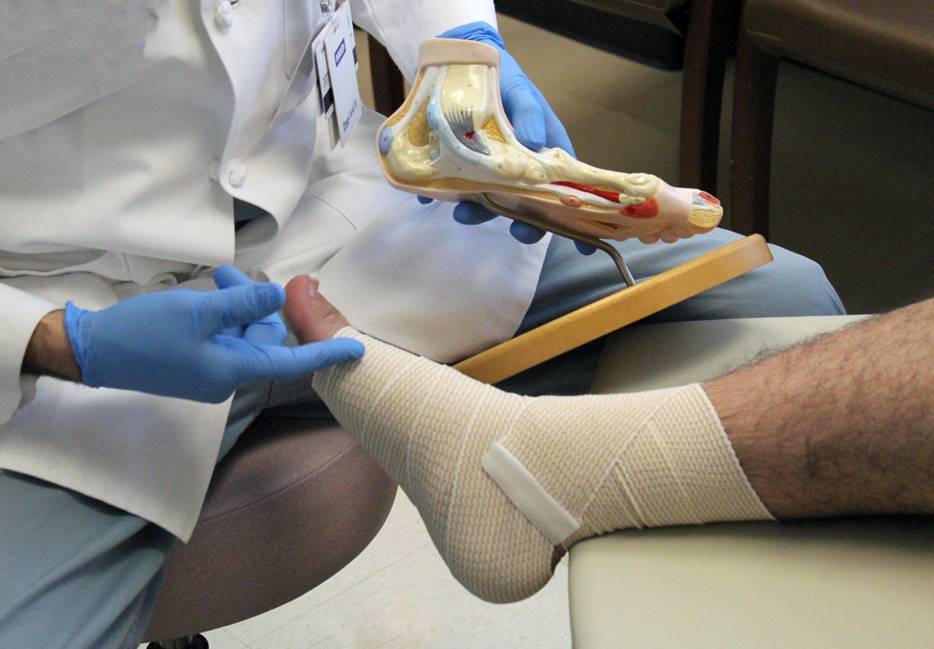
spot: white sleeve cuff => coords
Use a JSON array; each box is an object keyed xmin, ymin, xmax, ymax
[
  {"xmin": 352, "ymin": 0, "xmax": 497, "ymax": 81},
  {"xmin": 0, "ymin": 283, "xmax": 58, "ymax": 425}
]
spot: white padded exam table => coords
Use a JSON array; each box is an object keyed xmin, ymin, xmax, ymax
[{"xmin": 573, "ymin": 316, "xmax": 934, "ymax": 648}]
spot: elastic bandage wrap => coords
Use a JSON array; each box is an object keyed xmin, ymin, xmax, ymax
[{"xmin": 313, "ymin": 328, "xmax": 773, "ymax": 603}]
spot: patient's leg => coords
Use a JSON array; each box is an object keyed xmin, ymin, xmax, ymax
[
  {"xmin": 287, "ymin": 276, "xmax": 771, "ymax": 601},
  {"xmin": 286, "ymin": 278, "xmax": 933, "ymax": 603},
  {"xmin": 705, "ymin": 298, "xmax": 934, "ymax": 520}
]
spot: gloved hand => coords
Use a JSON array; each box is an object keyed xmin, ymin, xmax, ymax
[
  {"xmin": 63, "ymin": 265, "xmax": 364, "ymax": 403},
  {"xmin": 430, "ymin": 21, "xmax": 595, "ymax": 255}
]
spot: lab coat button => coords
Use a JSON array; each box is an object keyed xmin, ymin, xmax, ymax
[
  {"xmin": 227, "ymin": 160, "xmax": 247, "ymax": 188},
  {"xmin": 214, "ymin": 1, "xmax": 233, "ymax": 30}
]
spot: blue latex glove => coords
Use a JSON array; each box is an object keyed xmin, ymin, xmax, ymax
[
  {"xmin": 63, "ymin": 265, "xmax": 365, "ymax": 403},
  {"xmin": 430, "ymin": 22, "xmax": 595, "ymax": 255}
]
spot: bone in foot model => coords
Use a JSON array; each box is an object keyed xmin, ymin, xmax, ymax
[{"xmin": 376, "ymin": 38, "xmax": 723, "ymax": 252}]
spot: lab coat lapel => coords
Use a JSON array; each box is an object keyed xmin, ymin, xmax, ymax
[{"xmin": 0, "ymin": 378, "xmax": 229, "ymax": 541}]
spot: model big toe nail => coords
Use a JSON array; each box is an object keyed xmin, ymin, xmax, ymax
[{"xmin": 284, "ymin": 276, "xmax": 771, "ymax": 604}]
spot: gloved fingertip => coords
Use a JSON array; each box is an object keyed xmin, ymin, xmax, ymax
[
  {"xmin": 63, "ymin": 300, "xmax": 90, "ymax": 377},
  {"xmin": 417, "ymin": 195, "xmax": 434, "ymax": 205},
  {"xmin": 213, "ymin": 264, "xmax": 252, "ymax": 289},
  {"xmin": 332, "ymin": 337, "xmax": 366, "ymax": 360},
  {"xmin": 286, "ymin": 338, "xmax": 365, "ymax": 374},
  {"xmin": 509, "ymin": 221, "xmax": 547, "ymax": 244},
  {"xmin": 574, "ymin": 241, "xmax": 598, "ymax": 255},
  {"xmin": 511, "ymin": 101, "xmax": 546, "ymax": 150},
  {"xmin": 249, "ymin": 282, "xmax": 286, "ymax": 316},
  {"xmin": 515, "ymin": 125, "xmax": 546, "ymax": 152},
  {"xmin": 453, "ymin": 202, "xmax": 497, "ymax": 225},
  {"xmin": 264, "ymin": 281, "xmax": 287, "ymax": 303},
  {"xmin": 275, "ymin": 285, "xmax": 287, "ymax": 310},
  {"xmin": 502, "ymin": 81, "xmax": 547, "ymax": 151}
]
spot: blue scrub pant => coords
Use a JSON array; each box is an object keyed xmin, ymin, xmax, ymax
[{"xmin": 0, "ymin": 230, "xmax": 844, "ymax": 648}]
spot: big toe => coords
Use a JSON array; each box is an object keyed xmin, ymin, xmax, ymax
[{"xmin": 284, "ymin": 275, "xmax": 349, "ymax": 344}]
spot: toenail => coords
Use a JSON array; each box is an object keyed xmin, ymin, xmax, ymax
[{"xmin": 307, "ymin": 276, "xmax": 319, "ymax": 297}]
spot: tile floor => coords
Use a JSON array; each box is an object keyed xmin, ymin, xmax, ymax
[{"xmin": 184, "ymin": 493, "xmax": 570, "ymax": 649}]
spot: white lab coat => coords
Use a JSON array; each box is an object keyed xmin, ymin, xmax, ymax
[{"xmin": 0, "ymin": 0, "xmax": 549, "ymax": 540}]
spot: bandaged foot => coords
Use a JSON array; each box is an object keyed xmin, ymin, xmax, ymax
[
  {"xmin": 285, "ymin": 277, "xmax": 772, "ymax": 603},
  {"xmin": 376, "ymin": 39, "xmax": 723, "ymax": 244}
]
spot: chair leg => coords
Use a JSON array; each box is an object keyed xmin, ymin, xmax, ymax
[
  {"xmin": 368, "ymin": 34, "xmax": 406, "ymax": 117},
  {"xmin": 678, "ymin": 0, "xmax": 742, "ymax": 192},
  {"xmin": 729, "ymin": 28, "xmax": 779, "ymax": 237},
  {"xmin": 147, "ymin": 635, "xmax": 209, "ymax": 649}
]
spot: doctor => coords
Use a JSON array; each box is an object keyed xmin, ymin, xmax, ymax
[
  {"xmin": 0, "ymin": 2, "xmax": 843, "ymax": 647},
  {"xmin": 0, "ymin": 1, "xmax": 558, "ymax": 645}
]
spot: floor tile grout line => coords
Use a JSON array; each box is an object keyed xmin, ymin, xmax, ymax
[
  {"xmin": 371, "ymin": 631, "xmax": 407, "ymax": 649},
  {"xmin": 240, "ymin": 540, "xmax": 432, "ymax": 647},
  {"xmin": 211, "ymin": 629, "xmax": 251, "ymax": 649}
]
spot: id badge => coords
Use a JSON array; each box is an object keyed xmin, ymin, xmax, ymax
[
  {"xmin": 323, "ymin": 0, "xmax": 362, "ymax": 147},
  {"xmin": 272, "ymin": 0, "xmax": 359, "ymax": 148}
]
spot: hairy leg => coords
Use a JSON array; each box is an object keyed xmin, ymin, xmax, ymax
[{"xmin": 706, "ymin": 297, "xmax": 934, "ymax": 519}]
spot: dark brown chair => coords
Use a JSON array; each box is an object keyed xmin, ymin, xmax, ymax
[
  {"xmin": 143, "ymin": 417, "xmax": 396, "ymax": 649},
  {"xmin": 730, "ymin": 0, "xmax": 934, "ymax": 237},
  {"xmin": 367, "ymin": 35, "xmax": 405, "ymax": 118},
  {"xmin": 556, "ymin": 0, "xmax": 744, "ymax": 192},
  {"xmin": 675, "ymin": 0, "xmax": 742, "ymax": 191}
]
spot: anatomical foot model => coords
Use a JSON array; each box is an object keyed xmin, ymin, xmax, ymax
[{"xmin": 376, "ymin": 38, "xmax": 723, "ymax": 276}]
